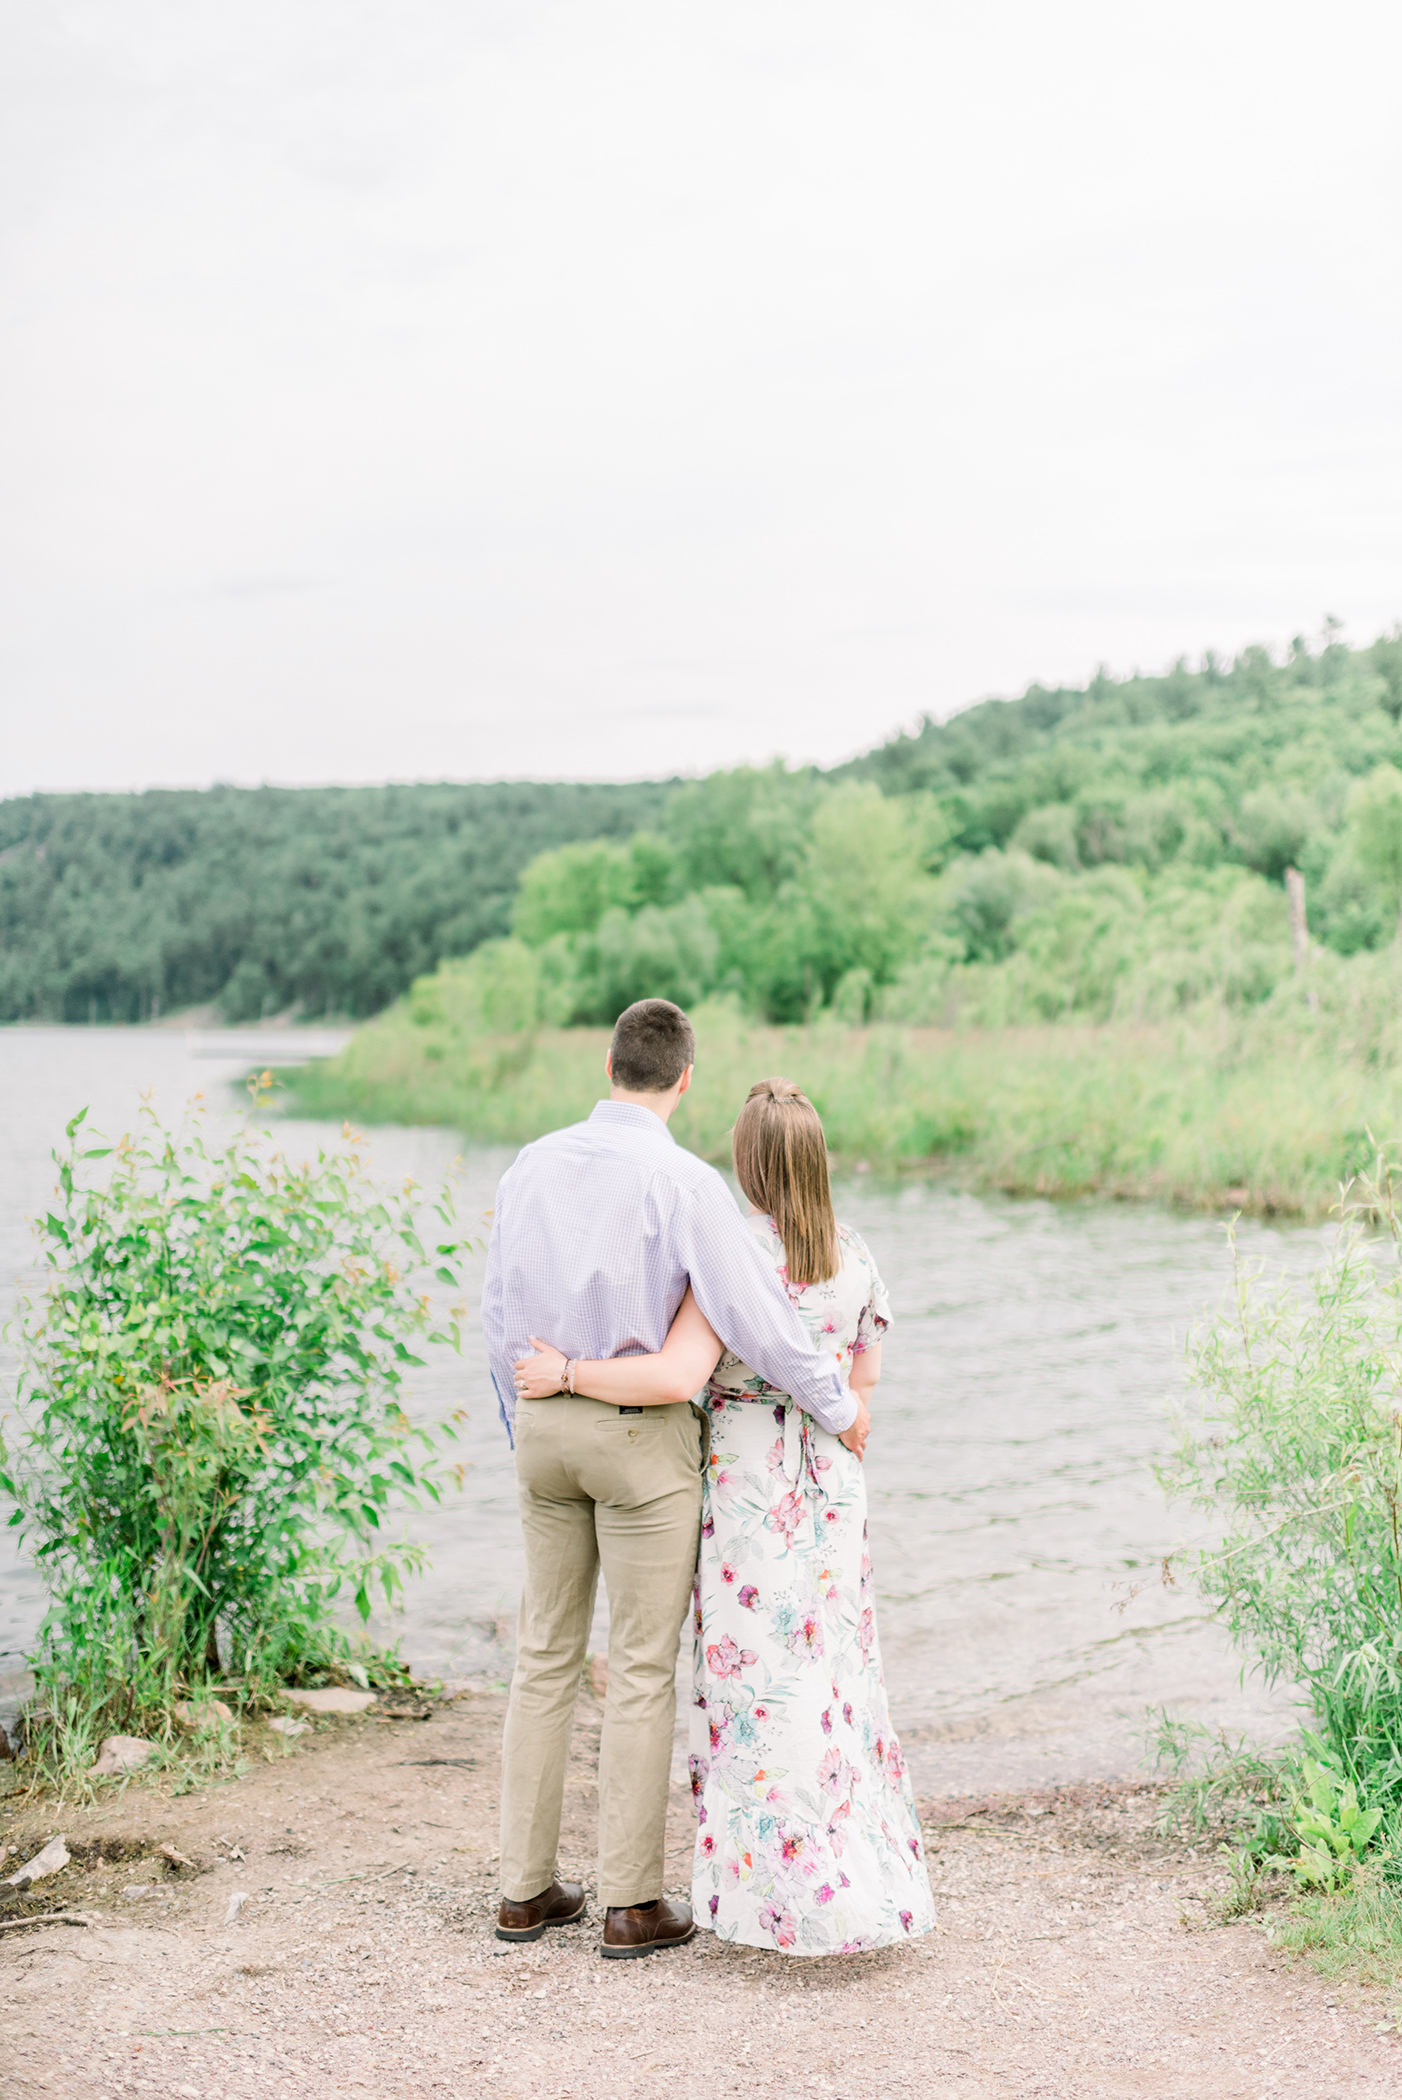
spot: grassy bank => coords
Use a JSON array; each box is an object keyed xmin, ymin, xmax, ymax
[{"xmin": 285, "ymin": 990, "xmax": 1402, "ymax": 1216}]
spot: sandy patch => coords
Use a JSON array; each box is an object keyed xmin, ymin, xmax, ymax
[{"xmin": 1, "ymin": 1691, "xmax": 1397, "ymax": 2098}]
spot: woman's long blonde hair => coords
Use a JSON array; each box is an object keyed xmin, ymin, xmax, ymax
[{"xmin": 732, "ymin": 1077, "xmax": 839, "ymax": 1286}]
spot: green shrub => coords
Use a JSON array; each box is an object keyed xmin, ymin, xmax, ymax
[
  {"xmin": 1, "ymin": 1082, "xmax": 470, "ymax": 1765},
  {"xmin": 1165, "ymin": 1162, "xmax": 1402, "ymax": 1833}
]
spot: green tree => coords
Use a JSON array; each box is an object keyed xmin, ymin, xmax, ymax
[
  {"xmin": 1347, "ymin": 765, "xmax": 1402, "ymax": 935},
  {"xmin": 665, "ymin": 763, "xmax": 822, "ymax": 900},
  {"xmin": 512, "ymin": 837, "xmax": 638, "ymax": 943}
]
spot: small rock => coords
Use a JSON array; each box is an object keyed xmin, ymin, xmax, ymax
[
  {"xmin": 281, "ymin": 1688, "xmax": 377, "ymax": 1715},
  {"xmin": 5, "ymin": 1835, "xmax": 70, "ymax": 1887},
  {"xmin": 268, "ymin": 1716, "xmax": 308, "ymax": 1738},
  {"xmin": 92, "ymin": 1735, "xmax": 155, "ymax": 1776},
  {"xmin": 123, "ymin": 1884, "xmax": 153, "ymax": 1900},
  {"xmin": 0, "ymin": 1722, "xmax": 12, "ymax": 1761},
  {"xmin": 173, "ymin": 1698, "xmax": 234, "ymax": 1729},
  {"xmin": 225, "ymin": 1890, "xmax": 250, "ymax": 1924},
  {"xmin": 587, "ymin": 1655, "xmax": 609, "ymax": 1701},
  {"xmin": 160, "ymin": 1843, "xmax": 196, "ymax": 1871}
]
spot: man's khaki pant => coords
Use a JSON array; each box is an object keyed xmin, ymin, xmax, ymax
[{"xmin": 500, "ymin": 1395, "xmax": 703, "ymax": 1909}]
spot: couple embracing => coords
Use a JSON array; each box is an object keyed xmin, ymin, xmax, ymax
[{"xmin": 482, "ymin": 998, "xmax": 935, "ymax": 1960}]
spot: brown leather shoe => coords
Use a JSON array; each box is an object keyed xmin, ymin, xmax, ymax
[
  {"xmin": 600, "ymin": 1895, "xmax": 696, "ymax": 1959},
  {"xmin": 495, "ymin": 1878, "xmax": 587, "ymax": 1942}
]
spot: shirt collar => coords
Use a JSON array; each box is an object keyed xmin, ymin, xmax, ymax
[{"xmin": 588, "ymin": 1099, "xmax": 677, "ymax": 1145}]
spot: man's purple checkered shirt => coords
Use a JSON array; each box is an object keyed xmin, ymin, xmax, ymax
[{"xmin": 481, "ymin": 1099, "xmax": 855, "ymax": 1438}]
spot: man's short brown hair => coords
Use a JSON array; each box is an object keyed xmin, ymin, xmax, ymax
[{"xmin": 609, "ymin": 999, "xmax": 696, "ymax": 1093}]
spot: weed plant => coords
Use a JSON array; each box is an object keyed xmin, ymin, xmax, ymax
[
  {"xmin": 1, "ymin": 1079, "xmax": 471, "ymax": 1781},
  {"xmin": 1165, "ymin": 1158, "xmax": 1402, "ymax": 1868}
]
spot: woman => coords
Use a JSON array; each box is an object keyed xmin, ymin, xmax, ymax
[{"xmin": 512, "ymin": 1077, "xmax": 934, "ymax": 1956}]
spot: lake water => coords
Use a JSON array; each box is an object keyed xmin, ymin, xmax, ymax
[{"xmin": 0, "ymin": 1028, "xmax": 1323, "ymax": 1794}]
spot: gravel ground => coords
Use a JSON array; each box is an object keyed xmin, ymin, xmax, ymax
[{"xmin": 2, "ymin": 1688, "xmax": 1399, "ymax": 2098}]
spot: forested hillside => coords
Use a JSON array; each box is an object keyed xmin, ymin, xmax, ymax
[
  {"xmin": 0, "ymin": 781, "xmax": 667, "ymax": 1022},
  {"xmin": 8, "ymin": 628, "xmax": 1402, "ymax": 1030},
  {"xmin": 422, "ymin": 628, "xmax": 1402, "ymax": 1032}
]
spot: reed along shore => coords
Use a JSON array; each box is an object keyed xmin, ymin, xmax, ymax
[{"xmin": 284, "ymin": 993, "xmax": 1401, "ymax": 1220}]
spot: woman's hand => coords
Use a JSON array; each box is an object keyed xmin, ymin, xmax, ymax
[
  {"xmin": 839, "ymin": 1396, "xmax": 872, "ymax": 1461},
  {"xmin": 513, "ymin": 1337, "xmax": 569, "ymax": 1402}
]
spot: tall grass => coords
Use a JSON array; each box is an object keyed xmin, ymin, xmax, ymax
[{"xmin": 287, "ymin": 989, "xmax": 1402, "ymax": 1216}]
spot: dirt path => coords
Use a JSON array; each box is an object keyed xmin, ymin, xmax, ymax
[{"xmin": 1, "ymin": 1690, "xmax": 1398, "ymax": 2099}]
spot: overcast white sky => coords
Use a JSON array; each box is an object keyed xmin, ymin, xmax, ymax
[{"xmin": 2, "ymin": 0, "xmax": 1400, "ymax": 796}]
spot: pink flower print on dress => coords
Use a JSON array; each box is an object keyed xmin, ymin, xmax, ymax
[
  {"xmin": 823, "ymin": 1507, "xmax": 841, "ymax": 1526},
  {"xmin": 856, "ymin": 1607, "xmax": 876, "ymax": 1658},
  {"xmin": 709, "ymin": 1893, "xmax": 719, "ymax": 1918},
  {"xmin": 759, "ymin": 1899, "xmax": 797, "ymax": 1949},
  {"xmin": 885, "ymin": 1739, "xmax": 906, "ymax": 1783},
  {"xmin": 706, "ymin": 1634, "xmax": 758, "ymax": 1679},
  {"xmin": 765, "ymin": 1434, "xmax": 786, "ymax": 1475},
  {"xmin": 818, "ymin": 1746, "xmax": 859, "ymax": 1799},
  {"xmin": 780, "ymin": 1830, "xmax": 807, "ymax": 1866},
  {"xmin": 816, "ymin": 1883, "xmax": 835, "ymax": 1905},
  {"xmin": 900, "ymin": 1910, "xmax": 914, "ymax": 1932},
  {"xmin": 721, "ymin": 1562, "xmax": 737, "ymax": 1584},
  {"xmin": 766, "ymin": 1488, "xmax": 805, "ymax": 1547},
  {"xmin": 820, "ymin": 1707, "xmax": 833, "ymax": 1736},
  {"xmin": 787, "ymin": 1611, "xmax": 824, "ymax": 1660},
  {"xmin": 843, "ymin": 1703, "xmax": 853, "ymax": 1727},
  {"xmin": 737, "ymin": 1584, "xmax": 760, "ymax": 1611},
  {"xmin": 700, "ymin": 1831, "xmax": 715, "ymax": 1856}
]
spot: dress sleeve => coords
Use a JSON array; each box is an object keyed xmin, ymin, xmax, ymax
[{"xmin": 846, "ymin": 1229, "xmax": 893, "ymax": 1354}]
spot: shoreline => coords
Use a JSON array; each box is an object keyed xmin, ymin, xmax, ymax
[
  {"xmin": 2, "ymin": 1693, "xmax": 1396, "ymax": 2097},
  {"xmin": 283, "ymin": 1008, "xmax": 1391, "ymax": 1221}
]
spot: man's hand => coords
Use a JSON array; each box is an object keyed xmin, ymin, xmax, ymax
[{"xmin": 839, "ymin": 1397, "xmax": 872, "ymax": 1461}]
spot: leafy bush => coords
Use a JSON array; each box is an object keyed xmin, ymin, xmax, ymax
[
  {"xmin": 1, "ymin": 1083, "xmax": 470, "ymax": 1760},
  {"xmin": 1164, "ymin": 1163, "xmax": 1402, "ymax": 1840}
]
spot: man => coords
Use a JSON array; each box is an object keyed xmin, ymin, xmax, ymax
[{"xmin": 481, "ymin": 997, "xmax": 864, "ymax": 1958}]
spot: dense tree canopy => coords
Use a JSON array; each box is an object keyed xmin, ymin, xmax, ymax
[
  {"xmin": 473, "ymin": 628, "xmax": 1402, "ymax": 1029},
  {"xmin": 8, "ymin": 628, "xmax": 1402, "ymax": 1029},
  {"xmin": 0, "ymin": 782, "xmax": 667, "ymax": 1022}
]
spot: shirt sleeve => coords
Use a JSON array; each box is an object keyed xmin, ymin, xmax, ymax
[
  {"xmin": 479, "ymin": 1173, "xmax": 515, "ymax": 1435},
  {"xmin": 675, "ymin": 1176, "xmax": 856, "ymax": 1435}
]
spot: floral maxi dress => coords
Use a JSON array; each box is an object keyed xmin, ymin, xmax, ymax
[{"xmin": 689, "ymin": 1217, "xmax": 936, "ymax": 1954}]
